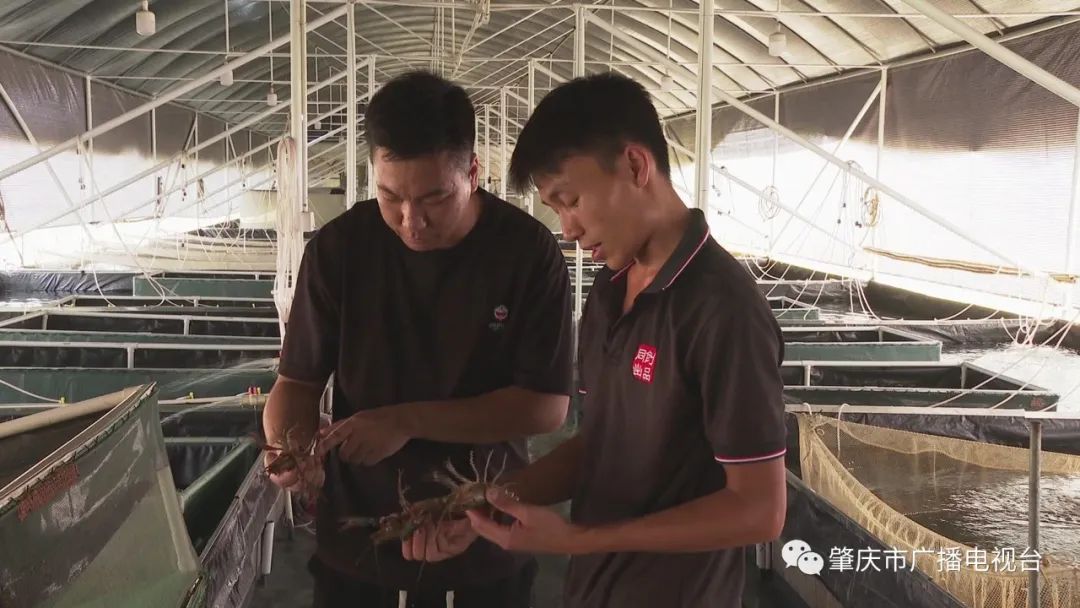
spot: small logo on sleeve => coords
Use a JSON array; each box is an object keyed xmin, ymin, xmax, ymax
[{"xmin": 632, "ymin": 344, "xmax": 657, "ymax": 383}]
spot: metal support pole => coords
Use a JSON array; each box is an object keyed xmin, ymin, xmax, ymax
[
  {"xmin": 345, "ymin": 0, "xmax": 358, "ymax": 209},
  {"xmin": 899, "ymin": 0, "xmax": 1080, "ymax": 108},
  {"xmin": 771, "ymin": 92, "xmax": 779, "ymax": 252},
  {"xmin": 873, "ymin": 68, "xmax": 887, "ymax": 281},
  {"xmin": 534, "ymin": 62, "xmax": 567, "ymax": 84},
  {"xmin": 572, "ymin": 4, "xmax": 585, "ymax": 348},
  {"xmin": 366, "ymin": 55, "xmax": 376, "ymax": 199},
  {"xmin": 527, "ymin": 59, "xmax": 537, "ymax": 112},
  {"xmin": 527, "ymin": 59, "xmax": 537, "ymax": 216},
  {"xmin": 85, "ymin": 76, "xmax": 93, "ymax": 221},
  {"xmin": 876, "ymin": 69, "xmax": 887, "ymax": 181},
  {"xmin": 1066, "ymin": 115, "xmax": 1080, "ymax": 310},
  {"xmin": 84, "ymin": 76, "xmax": 93, "ymax": 168},
  {"xmin": 290, "ymin": 0, "xmax": 309, "ymax": 214},
  {"xmin": 0, "ymin": 4, "xmax": 350, "ymax": 184},
  {"xmin": 151, "ymin": 107, "xmax": 157, "ymax": 164},
  {"xmin": 1028, "ymin": 420, "xmax": 1042, "ymax": 608},
  {"xmin": 484, "ymin": 105, "xmax": 491, "ymax": 188},
  {"xmin": 772, "ymin": 92, "xmax": 779, "ymax": 187},
  {"xmin": 499, "ymin": 87, "xmax": 508, "ymax": 200},
  {"xmin": 693, "ymin": 0, "xmax": 714, "ymax": 212},
  {"xmin": 573, "ymin": 6, "xmax": 586, "ymax": 78}
]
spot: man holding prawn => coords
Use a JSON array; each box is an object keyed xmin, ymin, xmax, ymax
[
  {"xmin": 263, "ymin": 71, "xmax": 574, "ymax": 608},
  {"xmin": 406, "ymin": 73, "xmax": 788, "ymax": 608}
]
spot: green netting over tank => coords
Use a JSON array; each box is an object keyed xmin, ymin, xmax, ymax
[
  {"xmin": 798, "ymin": 414, "xmax": 1080, "ymax": 608},
  {"xmin": 0, "ymin": 386, "xmax": 201, "ymax": 608},
  {"xmin": 135, "ymin": 277, "xmax": 274, "ymax": 299},
  {"xmin": 0, "ymin": 368, "xmax": 276, "ymax": 404}
]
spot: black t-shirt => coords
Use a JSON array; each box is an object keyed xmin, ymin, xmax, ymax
[
  {"xmin": 278, "ymin": 190, "xmax": 573, "ymax": 590},
  {"xmin": 564, "ymin": 208, "xmax": 787, "ymax": 608}
]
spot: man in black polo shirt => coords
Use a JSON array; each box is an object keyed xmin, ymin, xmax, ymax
[
  {"xmin": 409, "ymin": 73, "xmax": 787, "ymax": 607},
  {"xmin": 263, "ymin": 71, "xmax": 573, "ymax": 607}
]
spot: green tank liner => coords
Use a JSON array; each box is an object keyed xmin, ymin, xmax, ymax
[
  {"xmin": 169, "ymin": 438, "xmax": 260, "ymax": 554},
  {"xmin": 66, "ymin": 295, "xmax": 275, "ymax": 308},
  {"xmin": 0, "ymin": 310, "xmax": 280, "ymax": 339},
  {"xmin": 71, "ymin": 305, "xmax": 278, "ymax": 318},
  {"xmin": 782, "ymin": 326, "xmax": 941, "ymax": 362},
  {"xmin": 0, "ymin": 335, "xmax": 279, "ymax": 368},
  {"xmin": 0, "ymin": 328, "xmax": 278, "ymax": 345},
  {"xmin": 782, "ymin": 361, "xmax": 1058, "ymax": 410},
  {"xmin": 757, "ymin": 279, "xmax": 854, "ymax": 302},
  {"xmin": 134, "ymin": 277, "xmax": 274, "ymax": 299},
  {"xmin": 157, "ymin": 271, "xmax": 276, "ymax": 281},
  {"xmin": 769, "ymin": 296, "xmax": 822, "ymax": 321}
]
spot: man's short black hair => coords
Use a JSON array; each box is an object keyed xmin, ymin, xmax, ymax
[
  {"xmin": 365, "ymin": 70, "xmax": 475, "ymax": 162},
  {"xmin": 509, "ymin": 72, "xmax": 670, "ymax": 192}
]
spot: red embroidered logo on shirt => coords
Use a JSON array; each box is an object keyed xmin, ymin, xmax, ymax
[{"xmin": 632, "ymin": 344, "xmax": 657, "ymax": 384}]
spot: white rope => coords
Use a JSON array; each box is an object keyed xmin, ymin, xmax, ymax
[
  {"xmin": 273, "ymin": 136, "xmax": 305, "ymax": 335},
  {"xmin": 0, "ymin": 377, "xmax": 60, "ymax": 402},
  {"xmin": 758, "ymin": 184, "xmax": 781, "ymax": 220}
]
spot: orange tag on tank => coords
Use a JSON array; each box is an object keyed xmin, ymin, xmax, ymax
[{"xmin": 17, "ymin": 462, "xmax": 80, "ymax": 521}]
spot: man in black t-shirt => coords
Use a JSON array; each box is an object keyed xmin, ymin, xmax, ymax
[
  {"xmin": 264, "ymin": 71, "xmax": 573, "ymax": 608},
  {"xmin": 409, "ymin": 74, "xmax": 788, "ymax": 608}
]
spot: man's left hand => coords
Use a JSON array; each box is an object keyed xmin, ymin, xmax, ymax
[
  {"xmin": 316, "ymin": 407, "xmax": 410, "ymax": 466},
  {"xmin": 466, "ymin": 488, "xmax": 590, "ymax": 555}
]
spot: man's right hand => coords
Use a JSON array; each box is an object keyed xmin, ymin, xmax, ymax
[
  {"xmin": 401, "ymin": 517, "xmax": 478, "ymax": 562},
  {"xmin": 264, "ymin": 449, "xmax": 326, "ymax": 496}
]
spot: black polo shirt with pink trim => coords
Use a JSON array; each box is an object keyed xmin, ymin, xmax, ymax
[{"xmin": 563, "ymin": 208, "xmax": 787, "ymax": 608}]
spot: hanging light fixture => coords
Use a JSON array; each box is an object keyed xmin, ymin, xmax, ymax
[
  {"xmin": 266, "ymin": 2, "xmax": 277, "ymax": 106},
  {"xmin": 219, "ymin": 0, "xmax": 233, "ymax": 86},
  {"xmin": 768, "ymin": 22, "xmax": 787, "ymax": 57},
  {"xmin": 313, "ymin": 49, "xmax": 322, "ymax": 130},
  {"xmin": 769, "ymin": 0, "xmax": 787, "ymax": 57},
  {"xmin": 660, "ymin": 73, "xmax": 674, "ymax": 92},
  {"xmin": 135, "ymin": 1, "xmax": 156, "ymax": 36}
]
